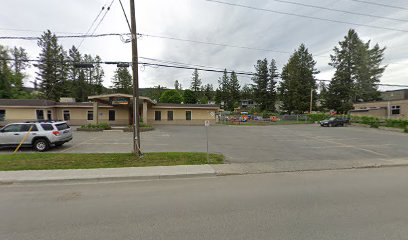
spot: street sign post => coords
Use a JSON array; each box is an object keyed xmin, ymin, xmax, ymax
[{"xmin": 205, "ymin": 120, "xmax": 210, "ymax": 163}]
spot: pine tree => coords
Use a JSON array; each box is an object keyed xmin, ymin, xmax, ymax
[
  {"xmin": 326, "ymin": 29, "xmax": 386, "ymax": 113},
  {"xmin": 174, "ymin": 80, "xmax": 181, "ymax": 90},
  {"xmin": 190, "ymin": 69, "xmax": 202, "ymax": 92},
  {"xmin": 279, "ymin": 44, "xmax": 318, "ymax": 113},
  {"xmin": 267, "ymin": 59, "xmax": 278, "ymax": 111},
  {"xmin": 216, "ymin": 69, "xmax": 230, "ymax": 109},
  {"xmin": 112, "ymin": 67, "xmax": 132, "ymax": 94},
  {"xmin": 252, "ymin": 59, "xmax": 269, "ymax": 111},
  {"xmin": 228, "ymin": 71, "xmax": 240, "ymax": 110},
  {"xmin": 36, "ymin": 30, "xmax": 67, "ymax": 101},
  {"xmin": 241, "ymin": 84, "xmax": 254, "ymax": 100},
  {"xmin": 203, "ymin": 83, "xmax": 214, "ymax": 101},
  {"xmin": 92, "ymin": 55, "xmax": 104, "ymax": 95},
  {"xmin": 0, "ymin": 45, "xmax": 12, "ymax": 98}
]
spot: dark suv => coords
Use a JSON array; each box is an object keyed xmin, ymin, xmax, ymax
[{"xmin": 320, "ymin": 117, "xmax": 349, "ymax": 127}]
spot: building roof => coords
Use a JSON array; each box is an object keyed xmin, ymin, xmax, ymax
[
  {"xmin": 0, "ymin": 99, "xmax": 112, "ymax": 108},
  {"xmin": 154, "ymin": 103, "xmax": 219, "ymax": 109},
  {"xmin": 88, "ymin": 93, "xmax": 156, "ymax": 104},
  {"xmin": 0, "ymin": 99, "xmax": 56, "ymax": 106}
]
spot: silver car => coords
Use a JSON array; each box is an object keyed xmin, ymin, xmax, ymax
[{"xmin": 0, "ymin": 121, "xmax": 73, "ymax": 151}]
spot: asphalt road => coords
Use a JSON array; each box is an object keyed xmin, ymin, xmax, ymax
[{"xmin": 1, "ymin": 167, "xmax": 408, "ymax": 240}]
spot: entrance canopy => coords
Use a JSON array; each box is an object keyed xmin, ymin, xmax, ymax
[{"xmin": 88, "ymin": 93, "xmax": 156, "ymax": 106}]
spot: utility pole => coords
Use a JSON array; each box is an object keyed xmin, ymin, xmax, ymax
[
  {"xmin": 130, "ymin": 0, "xmax": 141, "ymax": 156},
  {"xmin": 309, "ymin": 88, "xmax": 313, "ymax": 113}
]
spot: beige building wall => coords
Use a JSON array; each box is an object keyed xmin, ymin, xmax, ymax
[
  {"xmin": 147, "ymin": 108, "xmax": 217, "ymax": 125},
  {"xmin": 0, "ymin": 107, "xmax": 55, "ymax": 125},
  {"xmin": 55, "ymin": 107, "xmax": 129, "ymax": 126},
  {"xmin": 352, "ymin": 100, "xmax": 408, "ymax": 119}
]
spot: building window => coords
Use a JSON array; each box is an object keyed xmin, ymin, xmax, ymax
[
  {"xmin": 391, "ymin": 106, "xmax": 400, "ymax": 115},
  {"xmin": 36, "ymin": 110, "xmax": 44, "ymax": 120},
  {"xmin": 167, "ymin": 111, "xmax": 173, "ymax": 121},
  {"xmin": 155, "ymin": 111, "xmax": 161, "ymax": 121},
  {"xmin": 186, "ymin": 111, "xmax": 192, "ymax": 121},
  {"xmin": 0, "ymin": 110, "xmax": 5, "ymax": 121},
  {"xmin": 63, "ymin": 110, "xmax": 70, "ymax": 121},
  {"xmin": 87, "ymin": 111, "xmax": 94, "ymax": 121},
  {"xmin": 109, "ymin": 110, "xmax": 115, "ymax": 121},
  {"xmin": 47, "ymin": 110, "xmax": 52, "ymax": 121}
]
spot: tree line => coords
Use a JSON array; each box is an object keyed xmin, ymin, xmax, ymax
[{"xmin": 1, "ymin": 29, "xmax": 386, "ymax": 114}]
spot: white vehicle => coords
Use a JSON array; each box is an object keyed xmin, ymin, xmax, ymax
[{"xmin": 0, "ymin": 121, "xmax": 73, "ymax": 151}]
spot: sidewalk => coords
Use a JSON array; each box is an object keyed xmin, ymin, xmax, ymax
[
  {"xmin": 2, "ymin": 158, "xmax": 408, "ymax": 184},
  {"xmin": 0, "ymin": 165, "xmax": 216, "ymax": 184}
]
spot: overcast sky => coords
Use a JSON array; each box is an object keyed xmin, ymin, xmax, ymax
[{"xmin": 1, "ymin": 0, "xmax": 408, "ymax": 91}]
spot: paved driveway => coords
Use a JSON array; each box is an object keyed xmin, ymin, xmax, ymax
[{"xmin": 1, "ymin": 125, "xmax": 408, "ymax": 164}]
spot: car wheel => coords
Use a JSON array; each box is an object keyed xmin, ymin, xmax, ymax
[
  {"xmin": 329, "ymin": 123, "xmax": 333, "ymax": 127},
  {"xmin": 33, "ymin": 139, "xmax": 49, "ymax": 152}
]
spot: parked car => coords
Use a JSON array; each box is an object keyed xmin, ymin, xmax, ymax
[
  {"xmin": 0, "ymin": 121, "xmax": 73, "ymax": 151},
  {"xmin": 320, "ymin": 117, "xmax": 349, "ymax": 127}
]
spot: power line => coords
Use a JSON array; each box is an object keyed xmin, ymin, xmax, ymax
[
  {"xmin": 79, "ymin": 0, "xmax": 116, "ymax": 49},
  {"xmin": 348, "ymin": 0, "xmax": 408, "ymax": 11},
  {"xmin": 0, "ymin": 32, "xmax": 331, "ymax": 58},
  {"xmin": 137, "ymin": 33, "xmax": 330, "ymax": 58},
  {"xmin": 77, "ymin": 3, "xmax": 107, "ymax": 49},
  {"xmin": 204, "ymin": 0, "xmax": 408, "ymax": 33},
  {"xmin": 269, "ymin": 0, "xmax": 408, "ymax": 22},
  {"xmin": 118, "ymin": 0, "xmax": 132, "ymax": 32}
]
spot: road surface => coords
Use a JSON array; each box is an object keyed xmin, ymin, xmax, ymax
[{"xmin": 1, "ymin": 167, "xmax": 408, "ymax": 240}]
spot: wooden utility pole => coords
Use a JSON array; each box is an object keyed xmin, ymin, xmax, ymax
[{"xmin": 130, "ymin": 0, "xmax": 141, "ymax": 155}]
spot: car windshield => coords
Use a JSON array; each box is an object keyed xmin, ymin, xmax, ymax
[{"xmin": 329, "ymin": 117, "xmax": 336, "ymax": 121}]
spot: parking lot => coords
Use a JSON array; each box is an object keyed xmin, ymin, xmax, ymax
[{"xmin": 1, "ymin": 124, "xmax": 408, "ymax": 164}]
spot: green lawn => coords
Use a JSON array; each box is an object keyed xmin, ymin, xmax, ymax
[{"xmin": 0, "ymin": 152, "xmax": 224, "ymax": 171}]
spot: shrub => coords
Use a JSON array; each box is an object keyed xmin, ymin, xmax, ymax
[
  {"xmin": 405, "ymin": 127, "xmax": 408, "ymax": 133},
  {"xmin": 385, "ymin": 119, "xmax": 408, "ymax": 129},
  {"xmin": 307, "ymin": 113, "xmax": 331, "ymax": 122},
  {"xmin": 80, "ymin": 123, "xmax": 111, "ymax": 130}
]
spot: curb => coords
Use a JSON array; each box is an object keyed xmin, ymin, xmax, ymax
[{"xmin": 0, "ymin": 172, "xmax": 216, "ymax": 185}]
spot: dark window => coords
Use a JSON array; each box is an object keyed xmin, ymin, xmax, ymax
[
  {"xmin": 109, "ymin": 110, "xmax": 115, "ymax": 121},
  {"xmin": 2, "ymin": 124, "xmax": 21, "ymax": 132},
  {"xmin": 167, "ymin": 111, "xmax": 173, "ymax": 121},
  {"xmin": 47, "ymin": 110, "xmax": 52, "ymax": 120},
  {"xmin": 21, "ymin": 124, "xmax": 38, "ymax": 132},
  {"xmin": 63, "ymin": 110, "xmax": 70, "ymax": 121},
  {"xmin": 36, "ymin": 110, "xmax": 44, "ymax": 120},
  {"xmin": 56, "ymin": 123, "xmax": 70, "ymax": 130},
  {"xmin": 87, "ymin": 111, "xmax": 93, "ymax": 121},
  {"xmin": 186, "ymin": 111, "xmax": 192, "ymax": 121},
  {"xmin": 392, "ymin": 106, "xmax": 400, "ymax": 115},
  {"xmin": 155, "ymin": 111, "xmax": 161, "ymax": 121},
  {"xmin": 0, "ymin": 110, "xmax": 5, "ymax": 121},
  {"xmin": 41, "ymin": 124, "xmax": 54, "ymax": 131}
]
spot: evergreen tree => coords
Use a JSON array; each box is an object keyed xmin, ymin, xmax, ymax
[
  {"xmin": 317, "ymin": 81, "xmax": 328, "ymax": 111},
  {"xmin": 0, "ymin": 45, "xmax": 12, "ymax": 98},
  {"xmin": 228, "ymin": 71, "xmax": 241, "ymax": 110},
  {"xmin": 241, "ymin": 84, "xmax": 254, "ymax": 100},
  {"xmin": 174, "ymin": 80, "xmax": 181, "ymax": 90},
  {"xmin": 190, "ymin": 68, "xmax": 202, "ymax": 92},
  {"xmin": 203, "ymin": 83, "xmax": 214, "ymax": 101},
  {"xmin": 326, "ymin": 29, "xmax": 386, "ymax": 113},
  {"xmin": 92, "ymin": 55, "xmax": 104, "ymax": 95},
  {"xmin": 112, "ymin": 67, "xmax": 132, "ymax": 94},
  {"xmin": 252, "ymin": 59, "xmax": 269, "ymax": 111},
  {"xmin": 279, "ymin": 44, "xmax": 318, "ymax": 113},
  {"xmin": 36, "ymin": 30, "xmax": 67, "ymax": 101},
  {"xmin": 67, "ymin": 46, "xmax": 86, "ymax": 101},
  {"xmin": 215, "ymin": 69, "xmax": 230, "ymax": 109},
  {"xmin": 267, "ymin": 59, "xmax": 278, "ymax": 111}
]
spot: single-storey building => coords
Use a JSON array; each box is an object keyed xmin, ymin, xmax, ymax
[{"xmin": 0, "ymin": 94, "xmax": 219, "ymax": 126}]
